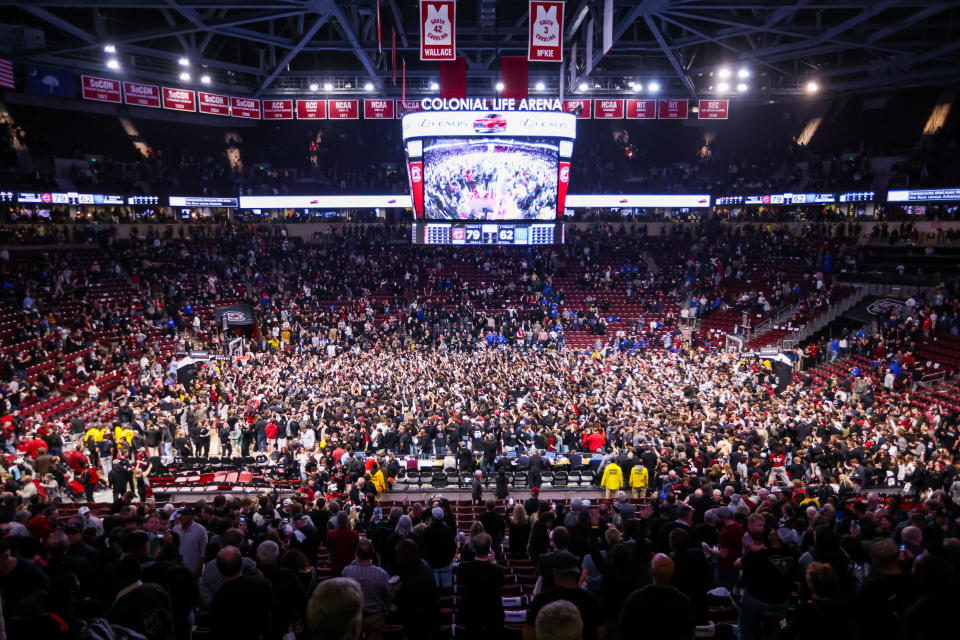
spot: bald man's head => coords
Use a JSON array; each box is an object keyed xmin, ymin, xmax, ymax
[
  {"xmin": 216, "ymin": 545, "xmax": 243, "ymax": 579},
  {"xmin": 650, "ymin": 553, "xmax": 675, "ymax": 587}
]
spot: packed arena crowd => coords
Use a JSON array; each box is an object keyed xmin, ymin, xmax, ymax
[
  {"xmin": 422, "ymin": 139, "xmax": 559, "ymax": 221},
  {"xmin": 0, "ymin": 217, "xmax": 954, "ymax": 639}
]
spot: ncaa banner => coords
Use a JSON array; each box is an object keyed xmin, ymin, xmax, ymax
[
  {"xmin": 528, "ymin": 1, "xmax": 564, "ymax": 62},
  {"xmin": 364, "ymin": 99, "xmax": 395, "ymax": 119},
  {"xmin": 420, "ymin": 0, "xmax": 456, "ymax": 60}
]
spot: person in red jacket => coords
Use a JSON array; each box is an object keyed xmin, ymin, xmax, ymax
[
  {"xmin": 67, "ymin": 444, "xmax": 88, "ymax": 474},
  {"xmin": 264, "ymin": 420, "xmax": 278, "ymax": 452},
  {"xmin": 327, "ymin": 510, "xmax": 360, "ymax": 575}
]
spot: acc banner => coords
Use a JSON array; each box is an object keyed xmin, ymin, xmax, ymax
[
  {"xmin": 81, "ymin": 75, "xmax": 122, "ymax": 103},
  {"xmin": 162, "ymin": 87, "xmax": 196, "ymax": 112},
  {"xmin": 263, "ymin": 99, "xmax": 294, "ymax": 119},
  {"xmin": 364, "ymin": 99, "xmax": 395, "ymax": 119},
  {"xmin": 197, "ymin": 92, "xmax": 230, "ymax": 116},
  {"xmin": 528, "ymin": 1, "xmax": 564, "ymax": 62},
  {"xmin": 328, "ymin": 99, "xmax": 359, "ymax": 119},
  {"xmin": 296, "ymin": 100, "xmax": 327, "ymax": 119},
  {"xmin": 420, "ymin": 0, "xmax": 456, "ymax": 60},
  {"xmin": 123, "ymin": 82, "xmax": 160, "ymax": 108},
  {"xmin": 230, "ymin": 97, "xmax": 260, "ymax": 119}
]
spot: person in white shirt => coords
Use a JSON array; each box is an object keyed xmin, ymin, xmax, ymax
[{"xmin": 884, "ymin": 369, "xmax": 896, "ymax": 390}]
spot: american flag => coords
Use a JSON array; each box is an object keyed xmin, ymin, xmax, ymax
[{"xmin": 0, "ymin": 58, "xmax": 13, "ymax": 90}]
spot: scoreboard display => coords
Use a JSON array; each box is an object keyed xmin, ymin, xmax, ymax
[{"xmin": 412, "ymin": 222, "xmax": 559, "ymax": 245}]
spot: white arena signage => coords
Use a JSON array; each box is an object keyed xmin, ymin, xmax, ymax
[
  {"xmin": 402, "ymin": 110, "xmax": 576, "ymax": 140},
  {"xmin": 420, "ymin": 97, "xmax": 562, "ymax": 111}
]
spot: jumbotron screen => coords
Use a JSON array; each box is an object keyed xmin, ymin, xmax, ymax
[{"xmin": 422, "ymin": 137, "xmax": 559, "ymax": 221}]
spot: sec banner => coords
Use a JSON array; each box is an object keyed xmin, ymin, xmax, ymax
[
  {"xmin": 197, "ymin": 92, "xmax": 230, "ymax": 116},
  {"xmin": 162, "ymin": 87, "xmax": 196, "ymax": 112},
  {"xmin": 263, "ymin": 100, "xmax": 294, "ymax": 119},
  {"xmin": 364, "ymin": 99, "xmax": 395, "ymax": 119},
  {"xmin": 528, "ymin": 1, "xmax": 564, "ymax": 62},
  {"xmin": 329, "ymin": 99, "xmax": 359, "ymax": 119},
  {"xmin": 230, "ymin": 97, "xmax": 260, "ymax": 119},
  {"xmin": 123, "ymin": 82, "xmax": 160, "ymax": 108},
  {"xmin": 296, "ymin": 100, "xmax": 327, "ymax": 119},
  {"xmin": 625, "ymin": 99, "xmax": 656, "ymax": 119},
  {"xmin": 562, "ymin": 99, "xmax": 591, "ymax": 119},
  {"xmin": 81, "ymin": 76, "xmax": 121, "ymax": 103},
  {"xmin": 698, "ymin": 99, "xmax": 729, "ymax": 120},
  {"xmin": 594, "ymin": 99, "xmax": 624, "ymax": 119},
  {"xmin": 420, "ymin": 0, "xmax": 456, "ymax": 60},
  {"xmin": 658, "ymin": 99, "xmax": 688, "ymax": 119}
]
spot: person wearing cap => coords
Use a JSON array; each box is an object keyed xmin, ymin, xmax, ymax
[
  {"xmin": 172, "ymin": 506, "xmax": 208, "ymax": 576},
  {"xmin": 525, "ymin": 550, "xmax": 604, "ymax": 640},
  {"xmin": 421, "ymin": 506, "xmax": 457, "ymax": 587}
]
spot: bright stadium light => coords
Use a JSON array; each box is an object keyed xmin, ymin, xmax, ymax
[
  {"xmin": 578, "ymin": 81, "xmax": 589, "ymax": 92},
  {"xmin": 310, "ymin": 83, "xmax": 319, "ymax": 91},
  {"xmin": 737, "ymin": 82, "xmax": 748, "ymax": 92},
  {"xmin": 106, "ymin": 59, "xmax": 120, "ymax": 70},
  {"xmin": 179, "ymin": 71, "xmax": 190, "ymax": 82},
  {"xmin": 806, "ymin": 80, "xmax": 820, "ymax": 93},
  {"xmin": 178, "ymin": 57, "xmax": 190, "ymax": 67},
  {"xmin": 430, "ymin": 81, "xmax": 439, "ymax": 90},
  {"xmin": 495, "ymin": 81, "xmax": 504, "ymax": 92},
  {"xmin": 324, "ymin": 82, "xmax": 333, "ymax": 91},
  {"xmin": 717, "ymin": 81, "xmax": 729, "ymax": 93},
  {"xmin": 201, "ymin": 74, "xmax": 211, "ymax": 84},
  {"xmin": 103, "ymin": 44, "xmax": 116, "ymax": 54},
  {"xmin": 648, "ymin": 81, "xmax": 660, "ymax": 93},
  {"xmin": 718, "ymin": 67, "xmax": 731, "ymax": 79},
  {"xmin": 738, "ymin": 68, "xmax": 750, "ymax": 79},
  {"xmin": 535, "ymin": 81, "xmax": 545, "ymax": 91},
  {"xmin": 364, "ymin": 82, "xmax": 374, "ymax": 91}
]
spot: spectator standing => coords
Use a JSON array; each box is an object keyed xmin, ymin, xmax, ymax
[
  {"xmin": 342, "ymin": 539, "xmax": 392, "ymax": 640},
  {"xmin": 210, "ymin": 546, "xmax": 274, "ymax": 640},
  {"xmin": 171, "ymin": 507, "xmax": 207, "ymax": 576},
  {"xmin": 525, "ymin": 551, "xmax": 604, "ymax": 640},
  {"xmin": 422, "ymin": 506, "xmax": 457, "ymax": 587},
  {"xmin": 457, "ymin": 533, "xmax": 505, "ymax": 638},
  {"xmin": 617, "ymin": 553, "xmax": 694, "ymax": 640},
  {"xmin": 327, "ymin": 511, "xmax": 360, "ymax": 576}
]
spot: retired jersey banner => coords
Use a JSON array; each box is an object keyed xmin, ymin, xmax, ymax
[
  {"xmin": 395, "ymin": 100, "xmax": 425, "ymax": 118},
  {"xmin": 162, "ymin": 87, "xmax": 196, "ymax": 112},
  {"xmin": 230, "ymin": 97, "xmax": 260, "ymax": 119},
  {"xmin": 81, "ymin": 75, "xmax": 121, "ymax": 103},
  {"xmin": 528, "ymin": 1, "xmax": 564, "ymax": 62},
  {"xmin": 197, "ymin": 91, "xmax": 230, "ymax": 116},
  {"xmin": 364, "ymin": 99, "xmax": 395, "ymax": 119},
  {"xmin": 698, "ymin": 99, "xmax": 729, "ymax": 120},
  {"xmin": 557, "ymin": 161, "xmax": 570, "ymax": 215},
  {"xmin": 328, "ymin": 99, "xmax": 359, "ymax": 119},
  {"xmin": 626, "ymin": 99, "xmax": 656, "ymax": 119},
  {"xmin": 593, "ymin": 99, "xmax": 624, "ymax": 119},
  {"xmin": 123, "ymin": 82, "xmax": 160, "ymax": 108},
  {"xmin": 420, "ymin": 0, "xmax": 456, "ymax": 60},
  {"xmin": 263, "ymin": 99, "xmax": 294, "ymax": 119},
  {"xmin": 658, "ymin": 99, "xmax": 688, "ymax": 119},
  {"xmin": 562, "ymin": 99, "xmax": 591, "ymax": 119},
  {"xmin": 296, "ymin": 100, "xmax": 327, "ymax": 119}
]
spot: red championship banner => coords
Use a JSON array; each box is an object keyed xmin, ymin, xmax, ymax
[
  {"xmin": 625, "ymin": 99, "xmax": 656, "ymax": 119},
  {"xmin": 658, "ymin": 99, "xmax": 688, "ymax": 119},
  {"xmin": 162, "ymin": 87, "xmax": 196, "ymax": 112},
  {"xmin": 81, "ymin": 75, "xmax": 121, "ymax": 103},
  {"xmin": 698, "ymin": 99, "xmax": 729, "ymax": 120},
  {"xmin": 197, "ymin": 91, "xmax": 230, "ymax": 116},
  {"xmin": 528, "ymin": 1, "xmax": 564, "ymax": 62},
  {"xmin": 594, "ymin": 99, "xmax": 624, "ymax": 119},
  {"xmin": 328, "ymin": 99, "xmax": 359, "ymax": 119},
  {"xmin": 395, "ymin": 99, "xmax": 425, "ymax": 118},
  {"xmin": 420, "ymin": 0, "xmax": 456, "ymax": 61},
  {"xmin": 296, "ymin": 100, "xmax": 327, "ymax": 119},
  {"xmin": 562, "ymin": 99, "xmax": 591, "ymax": 119},
  {"xmin": 557, "ymin": 161, "xmax": 570, "ymax": 216},
  {"xmin": 123, "ymin": 82, "xmax": 160, "ymax": 108},
  {"xmin": 230, "ymin": 97, "xmax": 260, "ymax": 119},
  {"xmin": 263, "ymin": 99, "xmax": 294, "ymax": 119},
  {"xmin": 409, "ymin": 160, "xmax": 424, "ymax": 218},
  {"xmin": 364, "ymin": 99, "xmax": 395, "ymax": 119}
]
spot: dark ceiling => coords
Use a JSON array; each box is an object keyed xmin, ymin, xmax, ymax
[{"xmin": 1, "ymin": 0, "xmax": 958, "ymax": 100}]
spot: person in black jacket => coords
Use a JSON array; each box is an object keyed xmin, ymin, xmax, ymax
[
  {"xmin": 457, "ymin": 533, "xmax": 505, "ymax": 639},
  {"xmin": 421, "ymin": 507, "xmax": 457, "ymax": 587},
  {"xmin": 394, "ymin": 539, "xmax": 440, "ymax": 639},
  {"xmin": 471, "ymin": 470, "xmax": 483, "ymax": 505}
]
